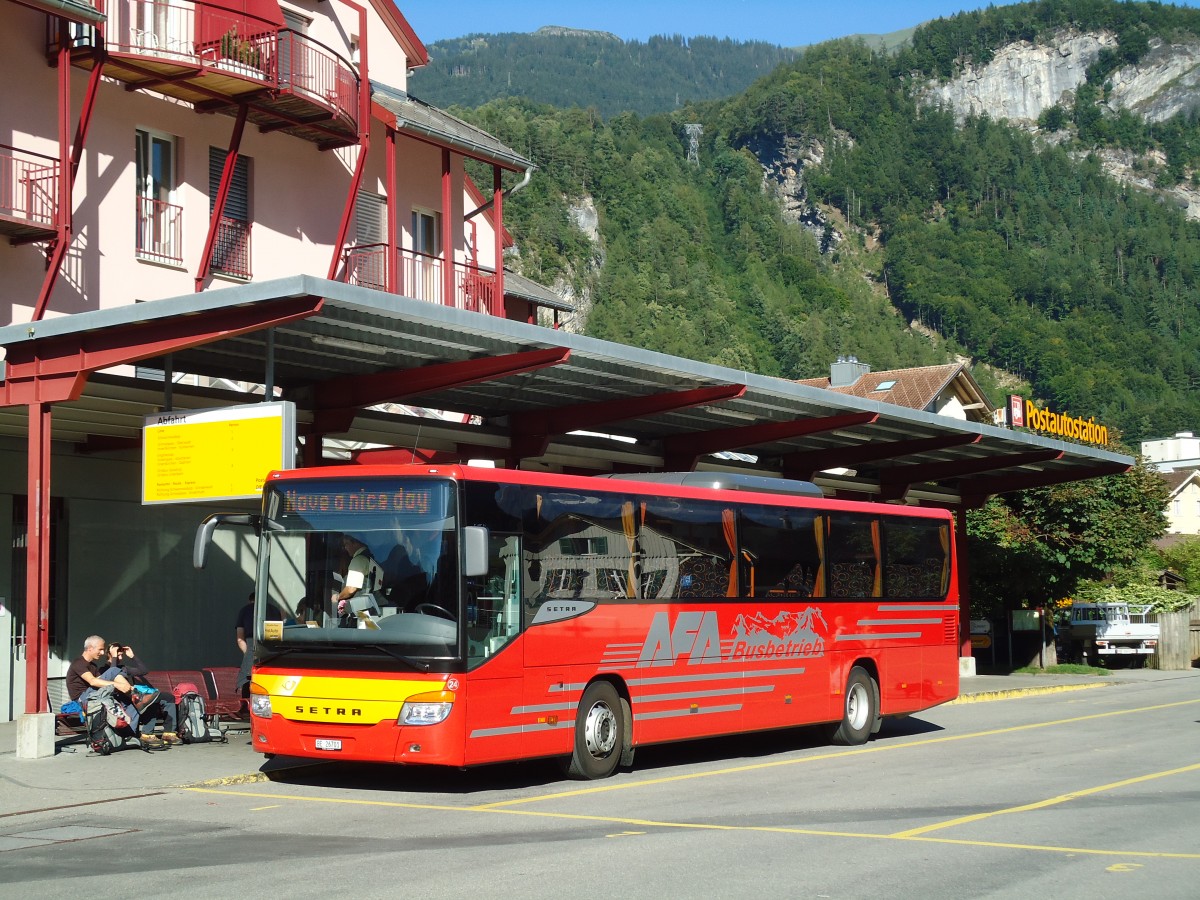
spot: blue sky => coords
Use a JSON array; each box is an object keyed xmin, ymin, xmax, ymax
[{"xmin": 400, "ymin": 1, "xmax": 1200, "ymax": 48}]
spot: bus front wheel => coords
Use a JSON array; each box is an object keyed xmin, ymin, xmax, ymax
[
  {"xmin": 563, "ymin": 681, "xmax": 624, "ymax": 780},
  {"xmin": 829, "ymin": 666, "xmax": 877, "ymax": 746}
]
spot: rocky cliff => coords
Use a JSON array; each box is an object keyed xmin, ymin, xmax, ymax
[
  {"xmin": 919, "ymin": 29, "xmax": 1200, "ymax": 217},
  {"xmin": 920, "ymin": 30, "xmax": 1116, "ymax": 124}
]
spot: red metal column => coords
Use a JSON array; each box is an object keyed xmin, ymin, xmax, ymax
[
  {"xmin": 386, "ymin": 127, "xmax": 398, "ymax": 293},
  {"xmin": 326, "ymin": 0, "xmax": 371, "ymax": 282},
  {"xmin": 24, "ymin": 403, "xmax": 52, "ymax": 714},
  {"xmin": 956, "ymin": 505, "xmax": 972, "ymax": 661},
  {"xmin": 493, "ymin": 165, "xmax": 504, "ymax": 317},
  {"xmin": 33, "ymin": 23, "xmax": 74, "ymax": 321},
  {"xmin": 442, "ymin": 148, "xmax": 453, "ymax": 306},
  {"xmin": 195, "ymin": 105, "xmax": 249, "ymax": 291}
]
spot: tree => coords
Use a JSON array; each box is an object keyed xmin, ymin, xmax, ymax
[{"xmin": 966, "ymin": 457, "xmax": 1169, "ymax": 618}]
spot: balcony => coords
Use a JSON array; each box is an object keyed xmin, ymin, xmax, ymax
[
  {"xmin": 135, "ymin": 196, "xmax": 183, "ymax": 265},
  {"xmin": 344, "ymin": 245, "xmax": 499, "ymax": 315},
  {"xmin": 0, "ymin": 145, "xmax": 59, "ymax": 243},
  {"xmin": 58, "ymin": 2, "xmax": 359, "ymax": 148}
]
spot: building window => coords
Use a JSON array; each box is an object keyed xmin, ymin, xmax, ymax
[
  {"xmin": 412, "ymin": 208, "xmax": 440, "ymax": 256},
  {"xmin": 208, "ymin": 147, "xmax": 252, "ymax": 278},
  {"xmin": 135, "ymin": 129, "xmax": 182, "ymax": 264},
  {"xmin": 346, "ymin": 191, "xmax": 387, "ymax": 289},
  {"xmin": 410, "ymin": 207, "xmax": 441, "ymax": 302},
  {"xmin": 356, "ymin": 191, "xmax": 386, "ymax": 246}
]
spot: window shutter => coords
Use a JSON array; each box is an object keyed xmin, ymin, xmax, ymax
[
  {"xmin": 208, "ymin": 147, "xmax": 250, "ymax": 222},
  {"xmin": 355, "ymin": 191, "xmax": 386, "ymax": 246}
]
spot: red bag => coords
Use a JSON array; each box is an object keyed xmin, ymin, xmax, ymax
[{"xmin": 173, "ymin": 681, "xmax": 201, "ymax": 703}]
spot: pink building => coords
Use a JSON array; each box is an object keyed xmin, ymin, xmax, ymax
[
  {"xmin": 1, "ymin": 0, "xmax": 567, "ymax": 326},
  {"xmin": 0, "ymin": 0, "xmax": 569, "ymax": 727}
]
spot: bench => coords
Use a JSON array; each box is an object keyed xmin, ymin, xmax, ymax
[
  {"xmin": 203, "ymin": 666, "xmax": 249, "ymax": 722},
  {"xmin": 146, "ymin": 669, "xmax": 207, "ymax": 702},
  {"xmin": 55, "ymin": 708, "xmax": 87, "ymax": 735}
]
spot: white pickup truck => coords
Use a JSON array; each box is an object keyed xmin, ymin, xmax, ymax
[{"xmin": 1066, "ymin": 602, "xmax": 1159, "ymax": 667}]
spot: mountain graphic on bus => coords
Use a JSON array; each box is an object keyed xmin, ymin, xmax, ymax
[{"xmin": 731, "ymin": 607, "xmax": 827, "ymax": 661}]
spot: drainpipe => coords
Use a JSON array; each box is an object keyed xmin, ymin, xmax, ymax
[{"xmin": 465, "ymin": 165, "xmax": 533, "ymax": 220}]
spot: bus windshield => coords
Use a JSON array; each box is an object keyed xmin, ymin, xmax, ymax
[{"xmin": 258, "ymin": 478, "xmax": 461, "ymax": 659}]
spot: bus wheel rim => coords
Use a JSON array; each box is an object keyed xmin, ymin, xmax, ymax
[
  {"xmin": 847, "ymin": 683, "xmax": 869, "ymax": 730},
  {"xmin": 584, "ymin": 701, "xmax": 617, "ymax": 758}
]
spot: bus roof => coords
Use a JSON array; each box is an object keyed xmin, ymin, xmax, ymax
[{"xmin": 266, "ymin": 465, "xmax": 952, "ymax": 519}]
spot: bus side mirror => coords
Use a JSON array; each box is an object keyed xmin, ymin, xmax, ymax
[
  {"xmin": 463, "ymin": 526, "xmax": 489, "ymax": 577},
  {"xmin": 193, "ymin": 513, "xmax": 261, "ymax": 569}
]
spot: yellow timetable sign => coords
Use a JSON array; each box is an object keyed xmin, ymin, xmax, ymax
[{"xmin": 142, "ymin": 401, "xmax": 295, "ymax": 504}]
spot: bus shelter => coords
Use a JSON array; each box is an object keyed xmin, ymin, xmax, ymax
[{"xmin": 0, "ymin": 275, "xmax": 1133, "ymax": 741}]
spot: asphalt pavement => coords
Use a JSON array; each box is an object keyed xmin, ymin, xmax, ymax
[{"xmin": 2, "ymin": 666, "xmax": 1196, "ymax": 817}]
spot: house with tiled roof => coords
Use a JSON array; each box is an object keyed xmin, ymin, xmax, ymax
[
  {"xmin": 1161, "ymin": 469, "xmax": 1200, "ymax": 535},
  {"xmin": 796, "ymin": 358, "xmax": 995, "ymax": 424}
]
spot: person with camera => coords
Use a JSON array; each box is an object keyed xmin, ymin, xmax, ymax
[{"xmin": 106, "ymin": 642, "xmax": 179, "ymax": 747}]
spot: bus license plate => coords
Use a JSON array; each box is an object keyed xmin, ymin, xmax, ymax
[{"xmin": 315, "ymin": 739, "xmax": 342, "ymax": 751}]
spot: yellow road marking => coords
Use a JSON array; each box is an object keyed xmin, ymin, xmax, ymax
[
  {"xmin": 250, "ymin": 805, "xmax": 281, "ymax": 811},
  {"xmin": 1107, "ymin": 863, "xmax": 1145, "ymax": 872},
  {"xmin": 180, "ymin": 695, "xmax": 1200, "ymax": 862},
  {"xmin": 473, "ymin": 697, "xmax": 1200, "ymax": 809},
  {"xmin": 185, "ymin": 787, "xmax": 1200, "ymax": 860},
  {"xmin": 891, "ymin": 762, "xmax": 1200, "ymax": 837}
]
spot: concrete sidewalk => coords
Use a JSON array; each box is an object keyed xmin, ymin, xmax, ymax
[{"xmin": 2, "ymin": 667, "xmax": 1196, "ymax": 816}]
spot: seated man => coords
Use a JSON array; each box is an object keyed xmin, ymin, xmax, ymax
[
  {"xmin": 107, "ymin": 642, "xmax": 179, "ymax": 746},
  {"xmin": 66, "ymin": 634, "xmax": 159, "ymax": 737},
  {"xmin": 334, "ymin": 534, "xmax": 385, "ymax": 624}
]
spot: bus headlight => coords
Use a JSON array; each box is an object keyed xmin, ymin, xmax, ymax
[
  {"xmin": 399, "ymin": 691, "xmax": 454, "ymax": 725},
  {"xmin": 250, "ymin": 692, "xmax": 272, "ymax": 719}
]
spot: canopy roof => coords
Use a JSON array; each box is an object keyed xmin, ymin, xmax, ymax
[{"xmin": 0, "ymin": 276, "xmax": 1132, "ymax": 506}]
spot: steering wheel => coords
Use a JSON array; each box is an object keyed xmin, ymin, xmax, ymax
[{"xmin": 414, "ymin": 602, "xmax": 456, "ymax": 621}]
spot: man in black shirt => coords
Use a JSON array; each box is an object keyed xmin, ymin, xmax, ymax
[{"xmin": 66, "ymin": 635, "xmax": 134, "ymax": 705}]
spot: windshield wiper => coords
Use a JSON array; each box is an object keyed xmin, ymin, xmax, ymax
[
  {"xmin": 256, "ymin": 646, "xmax": 300, "ymax": 665},
  {"xmin": 361, "ymin": 643, "xmax": 431, "ymax": 671},
  {"xmin": 261, "ymin": 642, "xmax": 431, "ymax": 672}
]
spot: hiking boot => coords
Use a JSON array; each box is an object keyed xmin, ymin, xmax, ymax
[
  {"xmin": 160, "ymin": 732, "xmax": 181, "ymax": 745},
  {"xmin": 132, "ymin": 689, "xmax": 161, "ymax": 712},
  {"xmin": 139, "ymin": 733, "xmax": 164, "ymax": 749}
]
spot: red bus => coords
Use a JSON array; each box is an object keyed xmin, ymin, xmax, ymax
[{"xmin": 196, "ymin": 465, "xmax": 959, "ymax": 779}]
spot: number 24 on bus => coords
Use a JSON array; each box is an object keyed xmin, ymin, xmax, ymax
[{"xmin": 195, "ymin": 465, "xmax": 959, "ymax": 779}]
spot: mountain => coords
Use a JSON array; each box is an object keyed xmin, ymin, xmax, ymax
[
  {"xmin": 408, "ymin": 29, "xmax": 800, "ymax": 118},
  {"xmin": 459, "ymin": 1, "xmax": 1200, "ymax": 444}
]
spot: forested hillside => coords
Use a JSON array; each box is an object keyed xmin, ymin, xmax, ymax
[
  {"xmin": 410, "ymin": 29, "xmax": 798, "ymax": 118},
  {"xmin": 456, "ymin": 0, "xmax": 1200, "ymax": 443}
]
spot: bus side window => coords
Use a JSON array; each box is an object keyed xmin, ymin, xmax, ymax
[{"xmin": 736, "ymin": 505, "xmax": 820, "ymax": 598}]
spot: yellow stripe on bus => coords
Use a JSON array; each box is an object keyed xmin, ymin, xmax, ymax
[{"xmin": 254, "ymin": 674, "xmax": 444, "ymax": 703}]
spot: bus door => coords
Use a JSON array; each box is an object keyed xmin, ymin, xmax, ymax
[{"xmin": 462, "ymin": 534, "xmax": 529, "ymax": 766}]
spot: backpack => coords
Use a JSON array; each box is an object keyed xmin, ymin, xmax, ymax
[
  {"xmin": 178, "ymin": 691, "xmax": 225, "ymax": 744},
  {"xmin": 85, "ymin": 687, "xmax": 137, "ymax": 755}
]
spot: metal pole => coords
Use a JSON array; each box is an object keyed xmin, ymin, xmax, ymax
[{"xmin": 264, "ymin": 329, "xmax": 275, "ymax": 400}]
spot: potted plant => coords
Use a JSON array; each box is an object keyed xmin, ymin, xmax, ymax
[{"xmin": 219, "ymin": 25, "xmax": 262, "ymax": 71}]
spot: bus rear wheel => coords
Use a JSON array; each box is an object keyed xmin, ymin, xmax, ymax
[
  {"xmin": 829, "ymin": 666, "xmax": 877, "ymax": 746},
  {"xmin": 563, "ymin": 681, "xmax": 624, "ymax": 780}
]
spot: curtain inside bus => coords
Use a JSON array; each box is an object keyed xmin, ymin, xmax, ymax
[{"xmin": 812, "ymin": 516, "xmax": 826, "ymax": 598}]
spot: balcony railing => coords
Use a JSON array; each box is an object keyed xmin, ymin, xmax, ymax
[
  {"xmin": 275, "ymin": 29, "xmax": 358, "ymax": 123},
  {"xmin": 107, "ymin": 0, "xmax": 198, "ymax": 60},
  {"xmin": 136, "ymin": 196, "xmax": 183, "ymax": 265},
  {"xmin": 344, "ymin": 245, "xmax": 498, "ymax": 314},
  {"xmin": 0, "ymin": 144, "xmax": 59, "ymax": 230},
  {"xmin": 211, "ymin": 216, "xmax": 251, "ymax": 278},
  {"xmin": 63, "ymin": 2, "xmax": 359, "ymax": 144}
]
